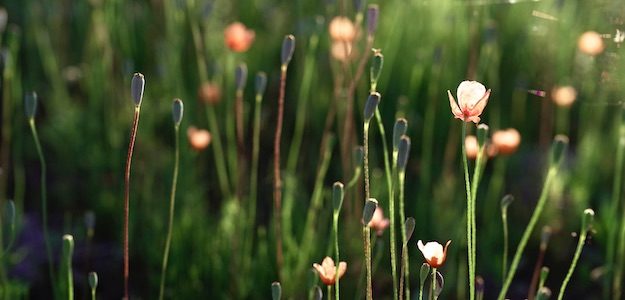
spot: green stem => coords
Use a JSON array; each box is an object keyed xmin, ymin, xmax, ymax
[
  {"xmin": 432, "ymin": 267, "xmax": 438, "ymax": 300},
  {"xmin": 327, "ymin": 284, "xmax": 332, "ymax": 300},
  {"xmin": 123, "ymin": 106, "xmax": 141, "ymax": 299},
  {"xmin": 608, "ymin": 117, "xmax": 625, "ymax": 299},
  {"xmin": 501, "ymin": 206, "xmax": 509, "ymax": 281},
  {"xmin": 205, "ymin": 106, "xmax": 231, "ymax": 198},
  {"xmin": 461, "ymin": 124, "xmax": 474, "ymax": 300},
  {"xmin": 419, "ymin": 273, "xmax": 425, "ymax": 300},
  {"xmin": 346, "ymin": 167, "xmax": 362, "ymax": 189},
  {"xmin": 28, "ymin": 119, "xmax": 55, "ymax": 292},
  {"xmin": 334, "ymin": 213, "xmax": 340, "ymax": 300},
  {"xmin": 158, "ymin": 125, "xmax": 180, "ymax": 300},
  {"xmin": 246, "ymin": 91, "xmax": 263, "ymax": 272},
  {"xmin": 615, "ymin": 193, "xmax": 625, "ymax": 300},
  {"xmin": 225, "ymin": 53, "xmax": 238, "ymax": 192},
  {"xmin": 374, "ymin": 108, "xmax": 397, "ymax": 300},
  {"xmin": 399, "ymin": 172, "xmax": 410, "ymax": 300},
  {"xmin": 470, "ymin": 144, "xmax": 486, "ymax": 291},
  {"xmin": 363, "ymin": 121, "xmax": 372, "ymax": 300},
  {"xmin": 498, "ymin": 167, "xmax": 558, "ymax": 300},
  {"xmin": 556, "ymin": 226, "xmax": 588, "ymax": 300}
]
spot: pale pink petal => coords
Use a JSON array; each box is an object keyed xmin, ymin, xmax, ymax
[
  {"xmin": 337, "ymin": 262, "xmax": 347, "ymax": 278},
  {"xmin": 469, "ymin": 89, "xmax": 491, "ymax": 116},
  {"xmin": 448, "ymin": 90, "xmax": 463, "ymax": 118},
  {"xmin": 417, "ymin": 240, "xmax": 425, "ymax": 253},
  {"xmin": 457, "ymin": 81, "xmax": 486, "ymax": 109},
  {"xmin": 468, "ymin": 116, "xmax": 481, "ymax": 123},
  {"xmin": 322, "ymin": 256, "xmax": 335, "ymax": 271},
  {"xmin": 313, "ymin": 263, "xmax": 326, "ymax": 277}
]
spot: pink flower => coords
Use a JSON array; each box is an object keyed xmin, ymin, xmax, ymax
[
  {"xmin": 417, "ymin": 240, "xmax": 451, "ymax": 268},
  {"xmin": 187, "ymin": 126, "xmax": 212, "ymax": 151},
  {"xmin": 224, "ymin": 22, "xmax": 255, "ymax": 53},
  {"xmin": 312, "ymin": 257, "xmax": 347, "ymax": 285},
  {"xmin": 368, "ymin": 207, "xmax": 390, "ymax": 236},
  {"xmin": 492, "ymin": 128, "xmax": 521, "ymax": 155},
  {"xmin": 448, "ymin": 81, "xmax": 491, "ymax": 123}
]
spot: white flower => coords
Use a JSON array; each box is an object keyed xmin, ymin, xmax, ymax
[
  {"xmin": 417, "ymin": 240, "xmax": 451, "ymax": 268},
  {"xmin": 448, "ymin": 81, "xmax": 491, "ymax": 123}
]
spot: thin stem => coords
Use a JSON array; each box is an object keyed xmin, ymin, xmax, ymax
[
  {"xmin": 470, "ymin": 145, "xmax": 486, "ymax": 286},
  {"xmin": 364, "ymin": 227, "xmax": 373, "ymax": 300},
  {"xmin": 615, "ymin": 195, "xmax": 625, "ymax": 300},
  {"xmin": 399, "ymin": 172, "xmax": 410, "ymax": 300},
  {"xmin": 159, "ymin": 125, "xmax": 180, "ymax": 300},
  {"xmin": 235, "ymin": 89, "xmax": 245, "ymax": 200},
  {"xmin": 225, "ymin": 54, "xmax": 238, "ymax": 191},
  {"xmin": 363, "ymin": 121, "xmax": 372, "ymax": 300},
  {"xmin": 246, "ymin": 91, "xmax": 263, "ymax": 272},
  {"xmin": 29, "ymin": 119, "xmax": 55, "ymax": 293},
  {"xmin": 608, "ymin": 118, "xmax": 625, "ymax": 299},
  {"xmin": 91, "ymin": 288, "xmax": 95, "ymax": 300},
  {"xmin": 461, "ymin": 124, "xmax": 474, "ymax": 300},
  {"xmin": 205, "ymin": 107, "xmax": 231, "ymax": 197},
  {"xmin": 501, "ymin": 206, "xmax": 509, "ymax": 281},
  {"xmin": 334, "ymin": 214, "xmax": 340, "ymax": 300},
  {"xmin": 123, "ymin": 106, "xmax": 141, "ymax": 299},
  {"xmin": 328, "ymin": 284, "xmax": 332, "ymax": 300},
  {"xmin": 419, "ymin": 272, "xmax": 425, "ymax": 300},
  {"xmin": 556, "ymin": 227, "xmax": 588, "ymax": 300},
  {"xmin": 273, "ymin": 66, "xmax": 287, "ymax": 276},
  {"xmin": 374, "ymin": 108, "xmax": 397, "ymax": 300},
  {"xmin": 498, "ymin": 167, "xmax": 558, "ymax": 300},
  {"xmin": 432, "ymin": 267, "xmax": 437, "ymax": 300},
  {"xmin": 346, "ymin": 167, "xmax": 362, "ymax": 189}
]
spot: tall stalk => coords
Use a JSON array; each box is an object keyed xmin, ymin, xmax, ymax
[
  {"xmin": 333, "ymin": 182, "xmax": 345, "ymax": 300},
  {"xmin": 159, "ymin": 99, "xmax": 183, "ymax": 300},
  {"xmin": 460, "ymin": 124, "xmax": 474, "ymax": 300},
  {"xmin": 609, "ymin": 106, "xmax": 625, "ymax": 300},
  {"xmin": 557, "ymin": 209, "xmax": 594, "ymax": 300}
]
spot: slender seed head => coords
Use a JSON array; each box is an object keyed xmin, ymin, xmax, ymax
[
  {"xmin": 500, "ymin": 194, "xmax": 514, "ymax": 210},
  {"xmin": 271, "ymin": 282, "xmax": 282, "ymax": 300},
  {"xmin": 172, "ymin": 98, "xmax": 184, "ymax": 127},
  {"xmin": 397, "ymin": 136, "xmax": 411, "ymax": 171},
  {"xmin": 235, "ymin": 63, "xmax": 248, "ymax": 91},
  {"xmin": 550, "ymin": 135, "xmax": 569, "ymax": 166},
  {"xmin": 404, "ymin": 217, "xmax": 416, "ymax": 243},
  {"xmin": 476, "ymin": 124, "xmax": 489, "ymax": 148},
  {"xmin": 362, "ymin": 198, "xmax": 379, "ymax": 225},
  {"xmin": 370, "ymin": 50, "xmax": 384, "ymax": 88},
  {"xmin": 131, "ymin": 73, "xmax": 145, "ymax": 106},
  {"xmin": 24, "ymin": 91, "xmax": 37, "ymax": 120},
  {"xmin": 366, "ymin": 4, "xmax": 379, "ymax": 36},
  {"xmin": 281, "ymin": 35, "xmax": 295, "ymax": 67},
  {"xmin": 393, "ymin": 118, "xmax": 407, "ymax": 150},
  {"xmin": 88, "ymin": 272, "xmax": 98, "ymax": 289},
  {"xmin": 363, "ymin": 92, "xmax": 381, "ymax": 122},
  {"xmin": 582, "ymin": 208, "xmax": 595, "ymax": 232},
  {"xmin": 255, "ymin": 72, "xmax": 267, "ymax": 96},
  {"xmin": 332, "ymin": 182, "xmax": 345, "ymax": 213}
]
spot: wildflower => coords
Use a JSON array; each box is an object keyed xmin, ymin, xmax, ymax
[
  {"xmin": 417, "ymin": 240, "xmax": 451, "ymax": 268},
  {"xmin": 187, "ymin": 126, "xmax": 212, "ymax": 151},
  {"xmin": 577, "ymin": 31, "xmax": 604, "ymax": 56},
  {"xmin": 492, "ymin": 128, "xmax": 521, "ymax": 155},
  {"xmin": 465, "ymin": 135, "xmax": 479, "ymax": 159},
  {"xmin": 224, "ymin": 22, "xmax": 255, "ymax": 52},
  {"xmin": 312, "ymin": 257, "xmax": 347, "ymax": 285},
  {"xmin": 368, "ymin": 207, "xmax": 390, "ymax": 236},
  {"xmin": 448, "ymin": 81, "xmax": 491, "ymax": 123},
  {"xmin": 198, "ymin": 82, "xmax": 221, "ymax": 105},
  {"xmin": 551, "ymin": 86, "xmax": 577, "ymax": 107},
  {"xmin": 329, "ymin": 16, "xmax": 356, "ymax": 42},
  {"xmin": 331, "ymin": 41, "xmax": 354, "ymax": 61}
]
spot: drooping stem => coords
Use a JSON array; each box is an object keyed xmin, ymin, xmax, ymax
[
  {"xmin": 159, "ymin": 124, "xmax": 180, "ymax": 300},
  {"xmin": 123, "ymin": 106, "xmax": 141, "ymax": 299},
  {"xmin": 556, "ymin": 224, "xmax": 588, "ymax": 300},
  {"xmin": 29, "ymin": 119, "xmax": 55, "ymax": 293},
  {"xmin": 273, "ymin": 66, "xmax": 287, "ymax": 275},
  {"xmin": 461, "ymin": 124, "xmax": 474, "ymax": 300}
]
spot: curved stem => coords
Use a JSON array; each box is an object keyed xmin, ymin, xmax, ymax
[
  {"xmin": 123, "ymin": 106, "xmax": 141, "ymax": 299},
  {"xmin": 461, "ymin": 124, "xmax": 474, "ymax": 300},
  {"xmin": 159, "ymin": 125, "xmax": 180, "ymax": 300},
  {"xmin": 557, "ymin": 227, "xmax": 588, "ymax": 300}
]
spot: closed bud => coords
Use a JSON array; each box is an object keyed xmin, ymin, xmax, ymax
[
  {"xmin": 131, "ymin": 73, "xmax": 145, "ymax": 106},
  {"xmin": 366, "ymin": 5, "xmax": 379, "ymax": 36},
  {"xmin": 419, "ymin": 263, "xmax": 430, "ymax": 286},
  {"xmin": 363, "ymin": 92, "xmax": 381, "ymax": 122},
  {"xmin": 477, "ymin": 124, "xmax": 489, "ymax": 148},
  {"xmin": 255, "ymin": 72, "xmax": 267, "ymax": 96},
  {"xmin": 370, "ymin": 50, "xmax": 384, "ymax": 88},
  {"xmin": 62, "ymin": 234, "xmax": 74, "ymax": 258},
  {"xmin": 404, "ymin": 217, "xmax": 415, "ymax": 243},
  {"xmin": 536, "ymin": 287, "xmax": 552, "ymax": 300},
  {"xmin": 362, "ymin": 198, "xmax": 378, "ymax": 225},
  {"xmin": 172, "ymin": 98, "xmax": 184, "ymax": 127},
  {"xmin": 332, "ymin": 182, "xmax": 345, "ymax": 213},
  {"xmin": 397, "ymin": 136, "xmax": 411, "ymax": 172},
  {"xmin": 353, "ymin": 146, "xmax": 364, "ymax": 167},
  {"xmin": 271, "ymin": 282, "xmax": 282, "ymax": 300},
  {"xmin": 88, "ymin": 271, "xmax": 98, "ymax": 290},
  {"xmin": 281, "ymin": 35, "xmax": 296, "ymax": 67},
  {"xmin": 582, "ymin": 208, "xmax": 595, "ymax": 232},
  {"xmin": 500, "ymin": 194, "xmax": 514, "ymax": 209},
  {"xmin": 550, "ymin": 135, "xmax": 569, "ymax": 166},
  {"xmin": 24, "ymin": 91, "xmax": 38, "ymax": 120},
  {"xmin": 235, "ymin": 63, "xmax": 248, "ymax": 91},
  {"xmin": 392, "ymin": 118, "xmax": 407, "ymax": 151}
]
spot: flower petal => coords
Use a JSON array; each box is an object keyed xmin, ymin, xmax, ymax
[
  {"xmin": 457, "ymin": 81, "xmax": 486, "ymax": 109},
  {"xmin": 337, "ymin": 262, "xmax": 347, "ymax": 279},
  {"xmin": 469, "ymin": 89, "xmax": 490, "ymax": 116},
  {"xmin": 448, "ymin": 90, "xmax": 463, "ymax": 118},
  {"xmin": 313, "ymin": 263, "xmax": 325, "ymax": 277}
]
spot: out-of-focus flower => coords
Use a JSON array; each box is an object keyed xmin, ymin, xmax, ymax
[
  {"xmin": 187, "ymin": 126, "xmax": 212, "ymax": 151},
  {"xmin": 198, "ymin": 82, "xmax": 222, "ymax": 105},
  {"xmin": 368, "ymin": 207, "xmax": 390, "ymax": 236},
  {"xmin": 551, "ymin": 85, "xmax": 577, "ymax": 107},
  {"xmin": 492, "ymin": 128, "xmax": 521, "ymax": 155},
  {"xmin": 312, "ymin": 257, "xmax": 347, "ymax": 285},
  {"xmin": 329, "ymin": 16, "xmax": 356, "ymax": 42},
  {"xmin": 224, "ymin": 22, "xmax": 255, "ymax": 52},
  {"xmin": 417, "ymin": 240, "xmax": 451, "ymax": 268},
  {"xmin": 448, "ymin": 81, "xmax": 491, "ymax": 123},
  {"xmin": 331, "ymin": 41, "xmax": 354, "ymax": 61},
  {"xmin": 577, "ymin": 31, "xmax": 604, "ymax": 56},
  {"xmin": 465, "ymin": 135, "xmax": 479, "ymax": 159}
]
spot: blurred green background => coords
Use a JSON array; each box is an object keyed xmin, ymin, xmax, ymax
[{"xmin": 0, "ymin": 0, "xmax": 624, "ymax": 299}]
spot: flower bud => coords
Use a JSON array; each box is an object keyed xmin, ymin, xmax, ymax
[
  {"xmin": 271, "ymin": 281, "xmax": 282, "ymax": 300},
  {"xmin": 476, "ymin": 124, "xmax": 489, "ymax": 148},
  {"xmin": 370, "ymin": 50, "xmax": 384, "ymax": 88},
  {"xmin": 172, "ymin": 98, "xmax": 184, "ymax": 127},
  {"xmin": 332, "ymin": 181, "xmax": 345, "ymax": 213},
  {"xmin": 312, "ymin": 286, "xmax": 323, "ymax": 300},
  {"xmin": 62, "ymin": 234, "xmax": 74, "ymax": 260},
  {"xmin": 393, "ymin": 118, "xmax": 407, "ymax": 151},
  {"xmin": 366, "ymin": 4, "xmax": 379, "ymax": 36},
  {"xmin": 434, "ymin": 271, "xmax": 444, "ymax": 297},
  {"xmin": 362, "ymin": 198, "xmax": 378, "ymax": 225},
  {"xmin": 536, "ymin": 287, "xmax": 552, "ymax": 300},
  {"xmin": 131, "ymin": 73, "xmax": 145, "ymax": 106},
  {"xmin": 500, "ymin": 194, "xmax": 514, "ymax": 209},
  {"xmin": 281, "ymin": 35, "xmax": 295, "ymax": 67},
  {"xmin": 550, "ymin": 135, "xmax": 569, "ymax": 166},
  {"xmin": 404, "ymin": 217, "xmax": 415, "ymax": 243},
  {"xmin": 235, "ymin": 63, "xmax": 248, "ymax": 91},
  {"xmin": 24, "ymin": 91, "xmax": 37, "ymax": 120},
  {"xmin": 255, "ymin": 72, "xmax": 267, "ymax": 96},
  {"xmin": 363, "ymin": 92, "xmax": 381, "ymax": 122},
  {"xmin": 88, "ymin": 271, "xmax": 98, "ymax": 290},
  {"xmin": 419, "ymin": 263, "xmax": 430, "ymax": 286},
  {"xmin": 397, "ymin": 136, "xmax": 411, "ymax": 172},
  {"xmin": 582, "ymin": 208, "xmax": 595, "ymax": 232}
]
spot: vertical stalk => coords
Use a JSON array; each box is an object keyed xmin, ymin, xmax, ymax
[
  {"xmin": 273, "ymin": 65, "xmax": 287, "ymax": 275},
  {"xmin": 432, "ymin": 267, "xmax": 437, "ymax": 300},
  {"xmin": 557, "ymin": 210, "xmax": 592, "ymax": 300},
  {"xmin": 123, "ymin": 106, "xmax": 141, "ymax": 299},
  {"xmin": 608, "ymin": 107, "xmax": 625, "ymax": 300},
  {"xmin": 363, "ymin": 121, "xmax": 373, "ymax": 300},
  {"xmin": 461, "ymin": 124, "xmax": 474, "ymax": 300},
  {"xmin": 501, "ymin": 204, "xmax": 509, "ymax": 281},
  {"xmin": 333, "ymin": 213, "xmax": 341, "ymax": 300},
  {"xmin": 399, "ymin": 173, "xmax": 410, "ymax": 300},
  {"xmin": 247, "ymin": 74, "xmax": 265, "ymax": 273}
]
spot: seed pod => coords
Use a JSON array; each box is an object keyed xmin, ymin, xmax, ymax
[
  {"xmin": 419, "ymin": 263, "xmax": 430, "ymax": 287},
  {"xmin": 88, "ymin": 272, "xmax": 98, "ymax": 290},
  {"xmin": 363, "ymin": 92, "xmax": 381, "ymax": 122},
  {"xmin": 582, "ymin": 208, "xmax": 595, "ymax": 232},
  {"xmin": 404, "ymin": 217, "xmax": 416, "ymax": 243},
  {"xmin": 393, "ymin": 118, "xmax": 407, "ymax": 151},
  {"xmin": 500, "ymin": 194, "xmax": 514, "ymax": 209},
  {"xmin": 362, "ymin": 198, "xmax": 378, "ymax": 225},
  {"xmin": 24, "ymin": 91, "xmax": 38, "ymax": 120},
  {"xmin": 131, "ymin": 73, "xmax": 145, "ymax": 106},
  {"xmin": 332, "ymin": 182, "xmax": 345, "ymax": 213},
  {"xmin": 370, "ymin": 50, "xmax": 384, "ymax": 88},
  {"xmin": 255, "ymin": 72, "xmax": 267, "ymax": 96},
  {"xmin": 477, "ymin": 124, "xmax": 489, "ymax": 148},
  {"xmin": 366, "ymin": 5, "xmax": 379, "ymax": 36},
  {"xmin": 397, "ymin": 136, "xmax": 411, "ymax": 172},
  {"xmin": 550, "ymin": 135, "xmax": 569, "ymax": 166},
  {"xmin": 172, "ymin": 98, "xmax": 184, "ymax": 127},
  {"xmin": 271, "ymin": 282, "xmax": 282, "ymax": 300},
  {"xmin": 235, "ymin": 63, "xmax": 248, "ymax": 91},
  {"xmin": 281, "ymin": 35, "xmax": 295, "ymax": 67}
]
